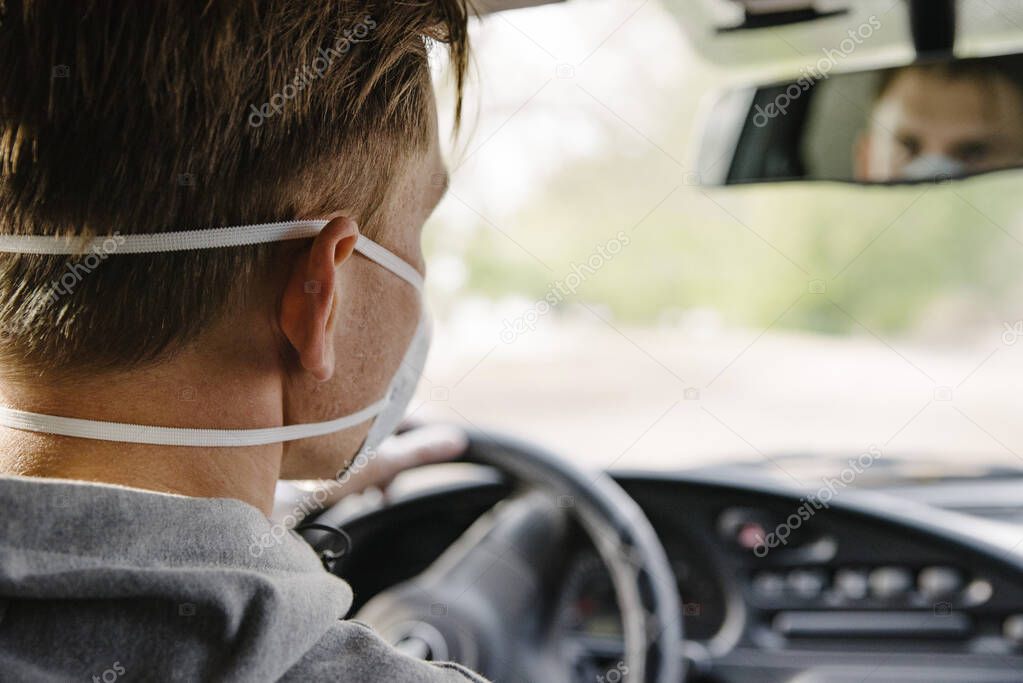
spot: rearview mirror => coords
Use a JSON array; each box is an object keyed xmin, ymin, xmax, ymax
[{"xmin": 694, "ymin": 52, "xmax": 1023, "ymax": 185}]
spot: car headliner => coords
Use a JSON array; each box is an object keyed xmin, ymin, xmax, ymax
[
  {"xmin": 476, "ymin": 0, "xmax": 565, "ymax": 15},
  {"xmin": 478, "ymin": 1, "xmax": 1023, "ymax": 83},
  {"xmin": 661, "ymin": 0, "xmax": 1023, "ymax": 81}
]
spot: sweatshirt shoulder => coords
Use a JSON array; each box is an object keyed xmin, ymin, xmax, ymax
[{"xmin": 281, "ymin": 620, "xmax": 490, "ymax": 683}]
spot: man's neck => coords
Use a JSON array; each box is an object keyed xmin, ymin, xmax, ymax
[
  {"xmin": 0, "ymin": 346, "xmax": 285, "ymax": 515},
  {"xmin": 2, "ymin": 439, "xmax": 282, "ymax": 514}
]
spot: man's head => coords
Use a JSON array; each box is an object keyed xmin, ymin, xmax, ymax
[
  {"xmin": 855, "ymin": 56, "xmax": 1023, "ymax": 182},
  {"xmin": 0, "ymin": 1, "xmax": 469, "ymax": 482}
]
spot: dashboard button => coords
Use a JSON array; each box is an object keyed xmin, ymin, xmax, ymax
[
  {"xmin": 918, "ymin": 566, "xmax": 962, "ymax": 598},
  {"xmin": 869, "ymin": 566, "xmax": 913, "ymax": 599},
  {"xmin": 752, "ymin": 571, "xmax": 785, "ymax": 599},
  {"xmin": 736, "ymin": 522, "xmax": 767, "ymax": 551},
  {"xmin": 964, "ymin": 578, "xmax": 993, "ymax": 606},
  {"xmin": 833, "ymin": 568, "xmax": 869, "ymax": 600},
  {"xmin": 718, "ymin": 508, "xmax": 772, "ymax": 551},
  {"xmin": 1004, "ymin": 615, "xmax": 1023, "ymax": 647},
  {"xmin": 787, "ymin": 569, "xmax": 827, "ymax": 599}
]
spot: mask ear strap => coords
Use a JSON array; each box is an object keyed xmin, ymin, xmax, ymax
[
  {"xmin": 0, "ymin": 220, "xmax": 423, "ymax": 290},
  {"xmin": 354, "ymin": 237, "xmax": 424, "ymax": 291},
  {"xmin": 0, "ymin": 220, "xmax": 329, "ymax": 255},
  {"xmin": 0, "ymin": 397, "xmax": 391, "ymax": 447}
]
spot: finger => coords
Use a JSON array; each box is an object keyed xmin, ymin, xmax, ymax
[{"xmin": 377, "ymin": 424, "xmax": 468, "ymax": 469}]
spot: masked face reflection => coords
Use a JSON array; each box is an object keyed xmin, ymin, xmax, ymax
[{"xmin": 855, "ymin": 65, "xmax": 1023, "ymax": 182}]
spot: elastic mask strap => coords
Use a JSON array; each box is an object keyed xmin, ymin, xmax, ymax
[
  {"xmin": 0, "ymin": 397, "xmax": 391, "ymax": 448},
  {"xmin": 0, "ymin": 220, "xmax": 424, "ymax": 291},
  {"xmin": 0, "ymin": 220, "xmax": 424, "ymax": 445}
]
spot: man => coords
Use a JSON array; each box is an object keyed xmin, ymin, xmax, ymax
[
  {"xmin": 854, "ymin": 56, "xmax": 1023, "ymax": 182},
  {"xmin": 0, "ymin": 1, "xmax": 486, "ymax": 681}
]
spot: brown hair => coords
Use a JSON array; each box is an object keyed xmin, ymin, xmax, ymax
[
  {"xmin": 875, "ymin": 54, "xmax": 1023, "ymax": 103},
  {"xmin": 0, "ymin": 0, "xmax": 471, "ymax": 378}
]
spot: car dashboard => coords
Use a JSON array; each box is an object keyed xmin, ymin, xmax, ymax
[{"xmin": 323, "ymin": 468, "xmax": 1023, "ymax": 682}]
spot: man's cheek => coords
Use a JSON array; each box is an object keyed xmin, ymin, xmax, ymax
[{"xmin": 345, "ymin": 270, "xmax": 417, "ymax": 374}]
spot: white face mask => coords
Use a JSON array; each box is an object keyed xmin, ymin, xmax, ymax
[
  {"xmin": 898, "ymin": 154, "xmax": 966, "ymax": 182},
  {"xmin": 0, "ymin": 220, "xmax": 431, "ymax": 452}
]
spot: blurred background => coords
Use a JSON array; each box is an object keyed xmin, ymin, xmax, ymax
[{"xmin": 410, "ymin": 0, "xmax": 1023, "ymax": 483}]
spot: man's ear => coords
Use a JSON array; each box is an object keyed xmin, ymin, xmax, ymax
[{"xmin": 279, "ymin": 217, "xmax": 360, "ymax": 382}]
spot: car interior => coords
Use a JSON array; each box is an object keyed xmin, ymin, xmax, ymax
[{"xmin": 283, "ymin": 0, "xmax": 1023, "ymax": 681}]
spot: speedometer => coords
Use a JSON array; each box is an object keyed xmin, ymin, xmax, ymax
[
  {"xmin": 557, "ymin": 554, "xmax": 622, "ymax": 640},
  {"xmin": 556, "ymin": 551, "xmax": 729, "ymax": 643}
]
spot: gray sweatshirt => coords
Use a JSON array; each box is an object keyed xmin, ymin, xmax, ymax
[{"xmin": 0, "ymin": 475, "xmax": 488, "ymax": 682}]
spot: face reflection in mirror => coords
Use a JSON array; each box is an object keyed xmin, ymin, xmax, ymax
[{"xmin": 855, "ymin": 63, "xmax": 1023, "ymax": 182}]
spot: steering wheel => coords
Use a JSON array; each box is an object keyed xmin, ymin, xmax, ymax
[{"xmin": 316, "ymin": 429, "xmax": 683, "ymax": 682}]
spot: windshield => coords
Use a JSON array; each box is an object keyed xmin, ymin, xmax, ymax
[{"xmin": 417, "ymin": 0, "xmax": 1023, "ymax": 484}]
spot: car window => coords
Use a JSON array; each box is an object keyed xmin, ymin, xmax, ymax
[{"xmin": 419, "ymin": 0, "xmax": 1023, "ymax": 481}]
